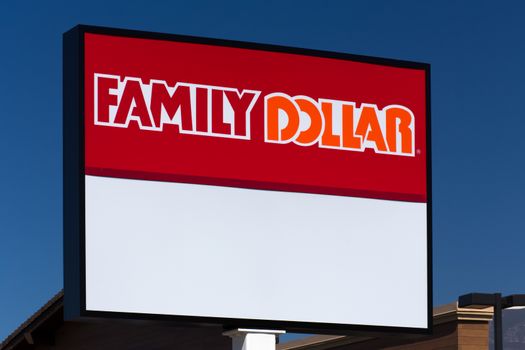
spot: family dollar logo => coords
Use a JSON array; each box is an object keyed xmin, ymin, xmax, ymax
[{"xmin": 94, "ymin": 73, "xmax": 415, "ymax": 157}]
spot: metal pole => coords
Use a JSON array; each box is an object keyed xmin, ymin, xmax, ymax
[
  {"xmin": 494, "ymin": 293, "xmax": 502, "ymax": 350},
  {"xmin": 224, "ymin": 329, "xmax": 286, "ymax": 350}
]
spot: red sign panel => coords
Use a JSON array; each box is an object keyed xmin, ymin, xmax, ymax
[{"xmin": 84, "ymin": 33, "xmax": 427, "ymax": 202}]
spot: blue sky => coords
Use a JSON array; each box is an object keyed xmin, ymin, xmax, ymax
[{"xmin": 1, "ymin": 0, "xmax": 525, "ymax": 341}]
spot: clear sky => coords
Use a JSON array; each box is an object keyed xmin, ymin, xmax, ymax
[{"xmin": 1, "ymin": 0, "xmax": 525, "ymax": 342}]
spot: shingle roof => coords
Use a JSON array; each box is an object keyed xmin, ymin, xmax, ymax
[{"xmin": 1, "ymin": 290, "xmax": 64, "ymax": 350}]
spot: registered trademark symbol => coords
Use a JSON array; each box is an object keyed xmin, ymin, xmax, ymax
[{"xmin": 416, "ymin": 149, "xmax": 421, "ymax": 154}]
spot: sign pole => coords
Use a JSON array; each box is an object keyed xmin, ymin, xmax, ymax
[{"xmin": 223, "ymin": 329, "xmax": 285, "ymax": 350}]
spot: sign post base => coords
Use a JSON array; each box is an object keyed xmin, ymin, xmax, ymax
[{"xmin": 223, "ymin": 329, "xmax": 286, "ymax": 350}]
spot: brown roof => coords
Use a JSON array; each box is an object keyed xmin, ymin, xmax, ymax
[
  {"xmin": 1, "ymin": 290, "xmax": 64, "ymax": 349},
  {"xmin": 1, "ymin": 292, "xmax": 494, "ymax": 350},
  {"xmin": 1, "ymin": 290, "xmax": 230, "ymax": 350},
  {"xmin": 277, "ymin": 303, "xmax": 493, "ymax": 350}
]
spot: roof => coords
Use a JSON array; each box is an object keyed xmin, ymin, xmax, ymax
[
  {"xmin": 1, "ymin": 290, "xmax": 64, "ymax": 349},
  {"xmin": 277, "ymin": 302, "xmax": 494, "ymax": 350},
  {"xmin": 1, "ymin": 292, "xmax": 494, "ymax": 350},
  {"xmin": 0, "ymin": 290, "xmax": 228, "ymax": 350}
]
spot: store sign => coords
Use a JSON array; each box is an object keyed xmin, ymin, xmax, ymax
[
  {"xmin": 94, "ymin": 73, "xmax": 414, "ymax": 156},
  {"xmin": 64, "ymin": 25, "xmax": 432, "ymax": 335}
]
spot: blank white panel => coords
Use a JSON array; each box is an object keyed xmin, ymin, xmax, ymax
[{"xmin": 85, "ymin": 175, "xmax": 427, "ymax": 328}]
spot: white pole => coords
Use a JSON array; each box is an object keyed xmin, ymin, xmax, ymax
[{"xmin": 223, "ymin": 329, "xmax": 286, "ymax": 350}]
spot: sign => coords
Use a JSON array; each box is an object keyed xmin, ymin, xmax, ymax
[{"xmin": 64, "ymin": 25, "xmax": 432, "ymax": 335}]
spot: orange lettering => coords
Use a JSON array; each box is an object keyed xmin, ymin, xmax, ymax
[
  {"xmin": 265, "ymin": 94, "xmax": 300, "ymax": 142},
  {"xmin": 355, "ymin": 106, "xmax": 387, "ymax": 152},
  {"xmin": 295, "ymin": 98, "xmax": 323, "ymax": 145},
  {"xmin": 385, "ymin": 106, "xmax": 413, "ymax": 155},
  {"xmin": 342, "ymin": 103, "xmax": 361, "ymax": 150},
  {"xmin": 320, "ymin": 102, "xmax": 341, "ymax": 147}
]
